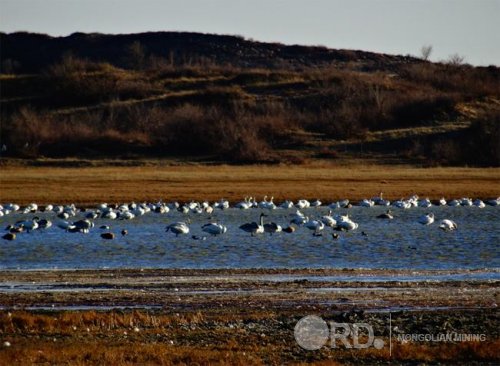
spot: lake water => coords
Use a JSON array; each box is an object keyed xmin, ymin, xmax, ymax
[{"xmin": 1, "ymin": 205, "xmax": 499, "ymax": 273}]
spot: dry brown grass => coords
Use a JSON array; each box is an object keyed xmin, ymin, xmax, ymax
[
  {"xmin": 0, "ymin": 163, "xmax": 498, "ymax": 205},
  {"xmin": 0, "ymin": 310, "xmax": 497, "ymax": 365},
  {"xmin": 1, "ymin": 341, "xmax": 261, "ymax": 366}
]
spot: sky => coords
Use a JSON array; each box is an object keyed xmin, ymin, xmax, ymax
[{"xmin": 1, "ymin": 0, "xmax": 499, "ymax": 66}]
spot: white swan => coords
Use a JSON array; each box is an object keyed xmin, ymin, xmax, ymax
[
  {"xmin": 438, "ymin": 197, "xmax": 447, "ymax": 206},
  {"xmin": 439, "ymin": 219, "xmax": 457, "ymax": 231},
  {"xmin": 259, "ymin": 196, "xmax": 270, "ymax": 209},
  {"xmin": 321, "ymin": 210, "xmax": 337, "ymax": 227},
  {"xmin": 97, "ymin": 203, "xmax": 108, "ymax": 211},
  {"xmin": 250, "ymin": 197, "xmax": 258, "ymax": 208},
  {"xmin": 418, "ymin": 198, "xmax": 432, "ymax": 208},
  {"xmin": 290, "ymin": 210, "xmax": 305, "ymax": 221},
  {"xmin": 157, "ymin": 204, "xmax": 170, "ymax": 214},
  {"xmin": 280, "ymin": 200, "xmax": 294, "ymax": 209},
  {"xmin": 235, "ymin": 197, "xmax": 252, "ymax": 210},
  {"xmin": 15, "ymin": 217, "xmax": 39, "ymax": 232},
  {"xmin": 166, "ymin": 222, "xmax": 190, "ymax": 236},
  {"xmin": 296, "ymin": 199, "xmax": 310, "ymax": 209},
  {"xmin": 214, "ymin": 199, "xmax": 229, "ymax": 210},
  {"xmin": 473, "ymin": 199, "xmax": 485, "ymax": 208},
  {"xmin": 393, "ymin": 199, "xmax": 411, "ymax": 209},
  {"xmin": 359, "ymin": 199, "xmax": 374, "ymax": 207},
  {"xmin": 260, "ymin": 196, "xmax": 277, "ymax": 210},
  {"xmin": 57, "ymin": 220, "xmax": 75, "ymax": 231},
  {"xmin": 267, "ymin": 197, "xmax": 277, "ymax": 210},
  {"xmin": 192, "ymin": 206, "xmax": 203, "ymax": 215},
  {"xmin": 336, "ymin": 215, "xmax": 358, "ymax": 231},
  {"xmin": 22, "ymin": 203, "xmax": 38, "ymax": 214},
  {"xmin": 202, "ymin": 223, "xmax": 228, "ymax": 236},
  {"xmin": 486, "ymin": 197, "xmax": 500, "ymax": 206},
  {"xmin": 408, "ymin": 195, "xmax": 419, "ymax": 207},
  {"xmin": 418, "ymin": 213, "xmax": 435, "ymax": 225},
  {"xmin": 338, "ymin": 199, "xmax": 350, "ymax": 208},
  {"xmin": 4, "ymin": 203, "xmax": 20, "ymax": 212},
  {"xmin": 119, "ymin": 211, "xmax": 135, "ymax": 220},
  {"xmin": 43, "ymin": 204, "xmax": 54, "ymax": 212},
  {"xmin": 167, "ymin": 202, "xmax": 180, "ymax": 210},
  {"xmin": 378, "ymin": 199, "xmax": 391, "ymax": 206},
  {"xmin": 328, "ymin": 202, "xmax": 341, "ymax": 209},
  {"xmin": 373, "ymin": 192, "xmax": 390, "ymax": 206},
  {"xmin": 310, "ymin": 199, "xmax": 322, "ymax": 207},
  {"xmin": 102, "ymin": 209, "xmax": 117, "ymax": 220},
  {"xmin": 290, "ymin": 210, "xmax": 308, "ymax": 225},
  {"xmin": 460, "ymin": 198, "xmax": 472, "ymax": 206},
  {"xmin": 305, "ymin": 219, "xmax": 325, "ymax": 233},
  {"xmin": 239, "ymin": 213, "xmax": 266, "ymax": 235}
]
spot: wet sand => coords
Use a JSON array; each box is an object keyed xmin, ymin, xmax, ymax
[{"xmin": 0, "ymin": 269, "xmax": 498, "ymax": 364}]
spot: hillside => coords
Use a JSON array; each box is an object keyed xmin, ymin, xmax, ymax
[
  {"xmin": 1, "ymin": 31, "xmax": 499, "ymax": 166},
  {"xmin": 0, "ymin": 31, "xmax": 417, "ymax": 73}
]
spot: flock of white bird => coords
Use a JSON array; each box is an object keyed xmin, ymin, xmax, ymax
[{"xmin": 1, "ymin": 194, "xmax": 498, "ymax": 241}]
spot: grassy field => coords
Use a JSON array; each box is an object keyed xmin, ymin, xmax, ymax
[{"xmin": 1, "ymin": 163, "xmax": 498, "ymax": 205}]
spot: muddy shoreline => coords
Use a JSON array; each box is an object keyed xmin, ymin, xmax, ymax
[
  {"xmin": 0, "ymin": 268, "xmax": 498, "ymax": 364},
  {"xmin": 0, "ymin": 268, "xmax": 497, "ymax": 313}
]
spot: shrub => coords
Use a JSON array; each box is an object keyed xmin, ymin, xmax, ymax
[
  {"xmin": 45, "ymin": 55, "xmax": 160, "ymax": 106},
  {"xmin": 465, "ymin": 111, "xmax": 500, "ymax": 166}
]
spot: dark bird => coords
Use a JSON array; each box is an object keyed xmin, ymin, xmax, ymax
[
  {"xmin": 85, "ymin": 211, "xmax": 99, "ymax": 219},
  {"xmin": 2, "ymin": 233, "xmax": 15, "ymax": 241},
  {"xmin": 100, "ymin": 225, "xmax": 110, "ymax": 230},
  {"xmin": 361, "ymin": 231, "xmax": 368, "ymax": 237},
  {"xmin": 331, "ymin": 233, "xmax": 340, "ymax": 240},
  {"xmin": 264, "ymin": 222, "xmax": 282, "ymax": 235},
  {"xmin": 100, "ymin": 232, "xmax": 115, "ymax": 240},
  {"xmin": 68, "ymin": 227, "xmax": 89, "ymax": 233},
  {"xmin": 282, "ymin": 226, "xmax": 296, "ymax": 233},
  {"xmin": 121, "ymin": 229, "xmax": 128, "ymax": 236},
  {"xmin": 377, "ymin": 210, "xmax": 394, "ymax": 220},
  {"xmin": 74, "ymin": 219, "xmax": 94, "ymax": 231},
  {"xmin": 38, "ymin": 219, "xmax": 52, "ymax": 229},
  {"xmin": 192, "ymin": 235, "xmax": 207, "ymax": 241},
  {"xmin": 5, "ymin": 225, "xmax": 23, "ymax": 233}
]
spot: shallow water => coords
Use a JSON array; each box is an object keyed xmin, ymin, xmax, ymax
[{"xmin": 0, "ymin": 205, "xmax": 499, "ymax": 272}]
